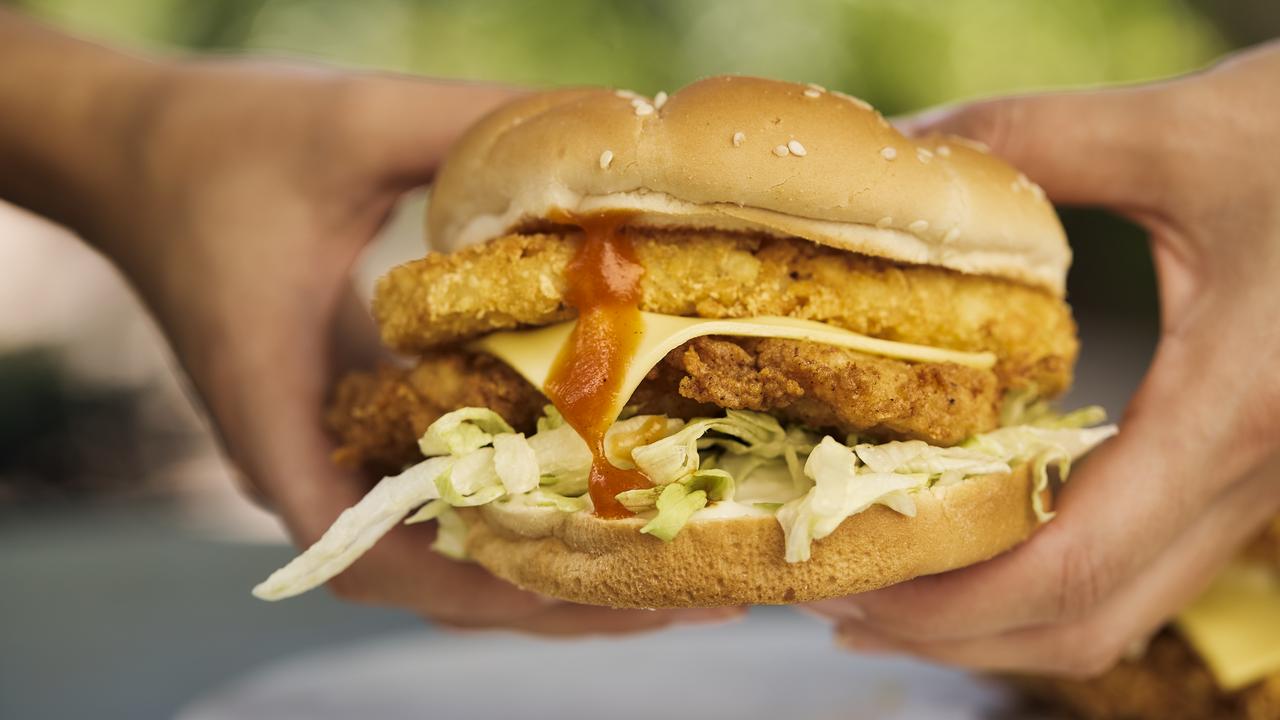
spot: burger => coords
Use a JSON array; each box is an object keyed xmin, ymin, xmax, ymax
[
  {"xmin": 253, "ymin": 76, "xmax": 1114, "ymax": 608},
  {"xmin": 1013, "ymin": 517, "xmax": 1280, "ymax": 719}
]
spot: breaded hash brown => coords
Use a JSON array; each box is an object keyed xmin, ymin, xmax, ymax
[
  {"xmin": 374, "ymin": 229, "xmax": 1077, "ymax": 394},
  {"xmin": 330, "ymin": 228, "xmax": 1077, "ymax": 475}
]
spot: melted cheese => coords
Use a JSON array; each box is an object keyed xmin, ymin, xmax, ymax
[
  {"xmin": 473, "ymin": 312, "xmax": 996, "ymax": 423},
  {"xmin": 1177, "ymin": 560, "xmax": 1280, "ymax": 691}
]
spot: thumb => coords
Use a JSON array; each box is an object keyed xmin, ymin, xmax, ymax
[{"xmin": 898, "ymin": 86, "xmax": 1178, "ymax": 209}]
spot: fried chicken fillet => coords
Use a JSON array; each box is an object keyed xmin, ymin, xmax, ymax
[{"xmin": 330, "ymin": 231, "xmax": 1077, "ymax": 474}]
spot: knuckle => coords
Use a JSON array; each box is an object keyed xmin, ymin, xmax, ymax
[
  {"xmin": 947, "ymin": 99, "xmax": 1023, "ymax": 159},
  {"xmin": 1052, "ymin": 535, "xmax": 1106, "ymax": 622},
  {"xmin": 1057, "ymin": 634, "xmax": 1124, "ymax": 679},
  {"xmin": 326, "ymin": 573, "xmax": 376, "ymax": 605}
]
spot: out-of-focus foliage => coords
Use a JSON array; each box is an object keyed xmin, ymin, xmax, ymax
[{"xmin": 13, "ymin": 0, "xmax": 1226, "ymax": 115}]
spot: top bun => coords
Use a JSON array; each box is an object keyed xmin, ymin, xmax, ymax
[{"xmin": 428, "ymin": 76, "xmax": 1070, "ymax": 295}]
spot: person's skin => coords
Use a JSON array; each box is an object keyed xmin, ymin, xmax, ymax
[
  {"xmin": 810, "ymin": 42, "xmax": 1280, "ymax": 677},
  {"xmin": 0, "ymin": 11, "xmax": 740, "ymax": 634}
]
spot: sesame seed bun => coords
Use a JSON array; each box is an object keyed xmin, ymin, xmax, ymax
[
  {"xmin": 459, "ymin": 463, "xmax": 1040, "ymax": 608},
  {"xmin": 428, "ymin": 77, "xmax": 1070, "ymax": 295}
]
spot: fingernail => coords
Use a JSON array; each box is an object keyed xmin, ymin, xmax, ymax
[
  {"xmin": 892, "ymin": 106, "xmax": 955, "ymax": 137},
  {"xmin": 837, "ymin": 628, "xmax": 897, "ymax": 655},
  {"xmin": 841, "ymin": 602, "xmax": 866, "ymax": 621},
  {"xmin": 804, "ymin": 598, "xmax": 866, "ymax": 621},
  {"xmin": 671, "ymin": 606, "xmax": 747, "ymax": 625}
]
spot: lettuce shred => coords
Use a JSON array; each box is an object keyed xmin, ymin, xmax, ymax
[{"xmin": 254, "ymin": 403, "xmax": 1116, "ymax": 599}]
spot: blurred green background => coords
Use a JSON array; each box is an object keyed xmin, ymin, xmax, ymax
[
  {"xmin": 0, "ymin": 2, "xmax": 1277, "ymax": 719},
  {"xmin": 5, "ymin": 0, "xmax": 1277, "ymax": 499}
]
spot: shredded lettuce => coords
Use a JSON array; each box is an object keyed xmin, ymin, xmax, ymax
[
  {"xmin": 776, "ymin": 437, "xmax": 930, "ymax": 562},
  {"xmin": 629, "ymin": 410, "xmax": 788, "ymax": 485},
  {"xmin": 431, "ymin": 506, "xmax": 469, "ymax": 560},
  {"xmin": 640, "ymin": 483, "xmax": 709, "ymax": 541},
  {"xmin": 418, "ymin": 408, "xmax": 514, "ymax": 457},
  {"xmin": 252, "ymin": 455, "xmax": 452, "ymax": 600},
  {"xmin": 492, "ymin": 433, "xmax": 539, "ymax": 494},
  {"xmin": 966, "ymin": 424, "xmax": 1118, "ymax": 520},
  {"xmin": 255, "ymin": 401, "xmax": 1118, "ymax": 600},
  {"xmin": 535, "ymin": 404, "xmax": 566, "ymax": 432}
]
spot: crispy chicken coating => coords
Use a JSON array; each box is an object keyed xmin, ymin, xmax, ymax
[
  {"xmin": 661, "ymin": 336, "xmax": 997, "ymax": 446},
  {"xmin": 326, "ymin": 352, "xmax": 544, "ymax": 476},
  {"xmin": 328, "ymin": 337, "xmax": 1000, "ymax": 473},
  {"xmin": 374, "ymin": 230, "xmax": 1077, "ymax": 396}
]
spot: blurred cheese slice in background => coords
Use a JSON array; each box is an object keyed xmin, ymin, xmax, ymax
[
  {"xmin": 1178, "ymin": 560, "xmax": 1280, "ymax": 691},
  {"xmin": 473, "ymin": 312, "xmax": 997, "ymax": 422}
]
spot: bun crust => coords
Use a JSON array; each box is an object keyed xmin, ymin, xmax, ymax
[
  {"xmin": 428, "ymin": 77, "xmax": 1070, "ymax": 295},
  {"xmin": 461, "ymin": 464, "xmax": 1040, "ymax": 608}
]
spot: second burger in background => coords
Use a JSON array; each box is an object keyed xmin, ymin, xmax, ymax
[{"xmin": 254, "ymin": 76, "xmax": 1115, "ymax": 608}]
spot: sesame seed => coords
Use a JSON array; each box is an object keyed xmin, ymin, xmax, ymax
[
  {"xmin": 633, "ymin": 101, "xmax": 655, "ymax": 117},
  {"xmin": 787, "ymin": 139, "xmax": 807, "ymax": 156},
  {"xmin": 936, "ymin": 144, "xmax": 952, "ymax": 157},
  {"xmin": 952, "ymin": 137, "xmax": 990, "ymax": 154},
  {"xmin": 773, "ymin": 144, "xmax": 790, "ymax": 157},
  {"xmin": 943, "ymin": 228, "xmax": 961, "ymax": 244},
  {"xmin": 599, "ymin": 150, "xmax": 614, "ymax": 169},
  {"xmin": 803, "ymin": 89, "xmax": 822, "ymax": 99},
  {"xmin": 831, "ymin": 91, "xmax": 872, "ymax": 111},
  {"xmin": 916, "ymin": 147, "xmax": 934, "ymax": 163},
  {"xmin": 875, "ymin": 216, "xmax": 893, "ymax": 229},
  {"xmin": 806, "ymin": 82, "xmax": 826, "ymax": 93},
  {"xmin": 732, "ymin": 131, "xmax": 746, "ymax": 147},
  {"xmin": 653, "ymin": 91, "xmax": 668, "ymax": 109},
  {"xmin": 880, "ymin": 146, "xmax": 897, "ymax": 160},
  {"xmin": 1029, "ymin": 182, "xmax": 1046, "ymax": 201},
  {"xmin": 909, "ymin": 219, "xmax": 930, "ymax": 233},
  {"xmin": 615, "ymin": 89, "xmax": 639, "ymax": 100}
]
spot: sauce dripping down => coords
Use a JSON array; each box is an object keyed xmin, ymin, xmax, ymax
[{"xmin": 543, "ymin": 213, "xmax": 652, "ymax": 518}]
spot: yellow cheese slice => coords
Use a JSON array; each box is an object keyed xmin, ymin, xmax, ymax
[
  {"xmin": 1177, "ymin": 560, "xmax": 1280, "ymax": 691},
  {"xmin": 472, "ymin": 312, "xmax": 996, "ymax": 423}
]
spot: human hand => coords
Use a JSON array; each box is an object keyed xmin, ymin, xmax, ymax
[
  {"xmin": 61, "ymin": 55, "xmax": 737, "ymax": 633},
  {"xmin": 808, "ymin": 43, "xmax": 1280, "ymax": 675}
]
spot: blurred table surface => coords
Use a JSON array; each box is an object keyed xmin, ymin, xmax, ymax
[
  {"xmin": 1, "ymin": 501, "xmax": 1033, "ymax": 720},
  {"xmin": 0, "ymin": 501, "xmax": 417, "ymax": 720}
]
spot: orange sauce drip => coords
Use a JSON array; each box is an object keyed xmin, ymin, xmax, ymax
[{"xmin": 543, "ymin": 212, "xmax": 652, "ymax": 518}]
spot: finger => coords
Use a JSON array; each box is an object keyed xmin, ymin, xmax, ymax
[
  {"xmin": 349, "ymin": 76, "xmax": 528, "ymax": 188},
  {"xmin": 228, "ymin": 311, "xmax": 554, "ymax": 625},
  {"xmin": 895, "ymin": 85, "xmax": 1185, "ymax": 210},
  {"xmin": 329, "ymin": 280, "xmax": 395, "ymax": 379},
  {"xmin": 441, "ymin": 605, "xmax": 747, "ymax": 638},
  {"xmin": 835, "ymin": 459, "xmax": 1280, "ymax": 676},
  {"xmin": 807, "ymin": 341, "xmax": 1261, "ymax": 641}
]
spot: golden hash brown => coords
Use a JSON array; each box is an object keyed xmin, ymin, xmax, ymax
[
  {"xmin": 373, "ymin": 229, "xmax": 1077, "ymax": 396},
  {"xmin": 329, "ymin": 337, "xmax": 1001, "ymax": 474}
]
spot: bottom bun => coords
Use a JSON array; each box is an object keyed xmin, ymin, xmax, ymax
[{"xmin": 461, "ymin": 463, "xmax": 1040, "ymax": 608}]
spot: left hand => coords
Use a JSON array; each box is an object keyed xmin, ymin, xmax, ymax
[{"xmin": 0, "ymin": 9, "xmax": 744, "ymax": 634}]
